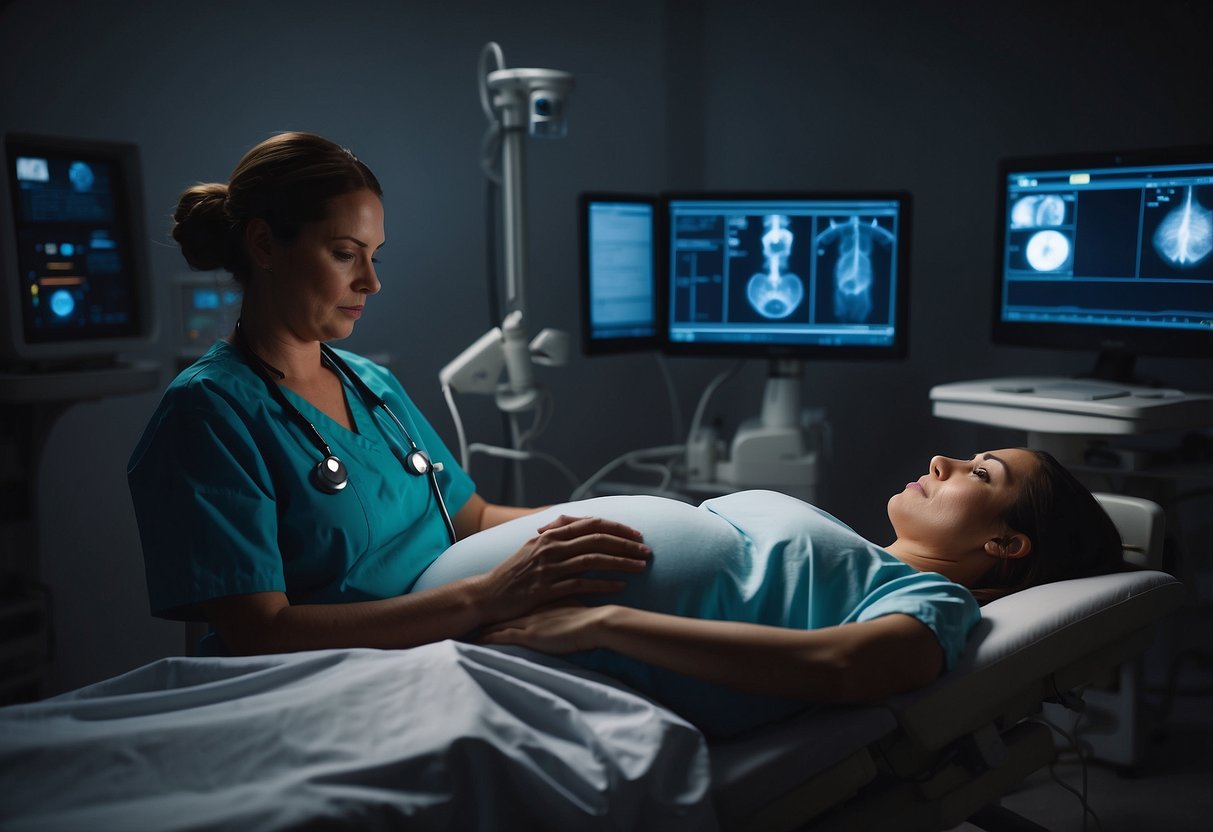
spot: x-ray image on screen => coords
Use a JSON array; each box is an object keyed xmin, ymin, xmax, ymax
[
  {"xmin": 995, "ymin": 147, "xmax": 1213, "ymax": 364},
  {"xmin": 725, "ymin": 214, "xmax": 813, "ymax": 324},
  {"xmin": 744, "ymin": 215, "xmax": 804, "ymax": 320},
  {"xmin": 812, "ymin": 215, "xmax": 895, "ymax": 324},
  {"xmin": 1141, "ymin": 185, "xmax": 1213, "ymax": 280},
  {"xmin": 1005, "ymin": 191, "xmax": 1077, "ymax": 275},
  {"xmin": 1010, "ymin": 193, "xmax": 1072, "ymax": 228},
  {"xmin": 665, "ymin": 194, "xmax": 909, "ymax": 355},
  {"xmin": 1006, "ymin": 227, "xmax": 1075, "ymax": 274}
]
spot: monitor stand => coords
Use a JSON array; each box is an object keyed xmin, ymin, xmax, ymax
[
  {"xmin": 713, "ymin": 359, "xmax": 824, "ymax": 501},
  {"xmin": 1082, "ymin": 347, "xmax": 1142, "ymax": 385}
]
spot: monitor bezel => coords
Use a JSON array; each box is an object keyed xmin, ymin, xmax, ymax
[
  {"xmin": 0, "ymin": 132, "xmax": 156, "ymax": 369},
  {"xmin": 578, "ymin": 192, "xmax": 661, "ymax": 355},
  {"xmin": 991, "ymin": 144, "xmax": 1213, "ymax": 364},
  {"xmin": 658, "ymin": 190, "xmax": 912, "ymax": 360}
]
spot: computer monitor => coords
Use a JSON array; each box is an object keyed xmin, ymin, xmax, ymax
[
  {"xmin": 662, "ymin": 192, "xmax": 911, "ymax": 359},
  {"xmin": 579, "ymin": 193, "xmax": 659, "ymax": 354},
  {"xmin": 994, "ymin": 145, "xmax": 1213, "ymax": 380},
  {"xmin": 0, "ymin": 133, "xmax": 155, "ymax": 369}
]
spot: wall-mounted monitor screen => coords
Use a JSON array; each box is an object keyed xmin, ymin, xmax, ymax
[
  {"xmin": 579, "ymin": 193, "xmax": 659, "ymax": 354},
  {"xmin": 993, "ymin": 145, "xmax": 1213, "ymax": 379},
  {"xmin": 662, "ymin": 193, "xmax": 911, "ymax": 359},
  {"xmin": 1, "ymin": 133, "xmax": 154, "ymax": 369}
]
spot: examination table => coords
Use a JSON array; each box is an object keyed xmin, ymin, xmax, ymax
[{"xmin": 0, "ymin": 495, "xmax": 1183, "ymax": 830}]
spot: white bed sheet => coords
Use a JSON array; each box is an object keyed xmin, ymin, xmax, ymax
[{"xmin": 0, "ymin": 642, "xmax": 715, "ymax": 831}]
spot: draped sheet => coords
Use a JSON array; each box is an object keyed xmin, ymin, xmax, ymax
[{"xmin": 0, "ymin": 642, "xmax": 715, "ymax": 831}]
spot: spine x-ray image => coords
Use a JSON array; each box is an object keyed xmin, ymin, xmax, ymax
[
  {"xmin": 745, "ymin": 215, "xmax": 804, "ymax": 319},
  {"xmin": 814, "ymin": 215, "xmax": 896, "ymax": 323}
]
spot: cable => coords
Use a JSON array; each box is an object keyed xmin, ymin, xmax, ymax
[
  {"xmin": 478, "ymin": 43, "xmax": 513, "ymax": 502},
  {"xmin": 655, "ymin": 353, "xmax": 684, "ymax": 442},
  {"xmin": 480, "ymin": 123, "xmax": 503, "ymax": 185},
  {"xmin": 469, "ymin": 443, "xmax": 581, "ymax": 491},
  {"xmin": 478, "ymin": 43, "xmax": 505, "ymax": 184},
  {"xmin": 570, "ymin": 444, "xmax": 686, "ymax": 501},
  {"xmin": 625, "ymin": 456, "xmax": 675, "ymax": 491},
  {"xmin": 686, "ymin": 361, "xmax": 743, "ymax": 446},
  {"xmin": 442, "ymin": 384, "xmax": 472, "ymax": 472},
  {"xmin": 1032, "ymin": 684, "xmax": 1104, "ymax": 832},
  {"xmin": 509, "ymin": 412, "xmax": 526, "ymax": 503},
  {"xmin": 477, "ymin": 41, "xmax": 504, "ymax": 120}
]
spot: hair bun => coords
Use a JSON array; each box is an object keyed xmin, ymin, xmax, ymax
[{"xmin": 172, "ymin": 183, "xmax": 234, "ymax": 272}]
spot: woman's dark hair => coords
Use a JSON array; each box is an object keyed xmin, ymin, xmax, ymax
[
  {"xmin": 970, "ymin": 449, "xmax": 1127, "ymax": 603},
  {"xmin": 171, "ymin": 132, "xmax": 382, "ymax": 284}
]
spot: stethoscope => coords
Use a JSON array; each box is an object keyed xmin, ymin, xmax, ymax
[{"xmin": 234, "ymin": 321, "xmax": 456, "ymax": 545}]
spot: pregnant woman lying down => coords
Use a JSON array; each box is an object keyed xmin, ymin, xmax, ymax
[{"xmin": 414, "ymin": 448, "xmax": 1125, "ymax": 736}]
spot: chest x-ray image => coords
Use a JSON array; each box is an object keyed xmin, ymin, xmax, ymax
[{"xmin": 1011, "ymin": 194, "xmax": 1068, "ymax": 228}]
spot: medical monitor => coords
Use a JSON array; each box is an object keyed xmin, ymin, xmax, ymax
[
  {"xmin": 579, "ymin": 193, "xmax": 659, "ymax": 354},
  {"xmin": 0, "ymin": 133, "xmax": 155, "ymax": 369},
  {"xmin": 662, "ymin": 193, "xmax": 911, "ymax": 359},
  {"xmin": 994, "ymin": 146, "xmax": 1213, "ymax": 380}
]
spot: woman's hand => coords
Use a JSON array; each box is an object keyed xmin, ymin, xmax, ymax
[
  {"xmin": 481, "ymin": 604, "xmax": 615, "ymax": 654},
  {"xmin": 470, "ymin": 515, "xmax": 650, "ymax": 624}
]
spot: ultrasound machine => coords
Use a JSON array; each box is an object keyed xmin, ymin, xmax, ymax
[
  {"xmin": 929, "ymin": 146, "xmax": 1213, "ymax": 464},
  {"xmin": 580, "ymin": 146, "xmax": 1213, "ymax": 495},
  {"xmin": 581, "ymin": 191, "xmax": 912, "ymax": 498}
]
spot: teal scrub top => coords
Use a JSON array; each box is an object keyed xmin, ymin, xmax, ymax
[
  {"xmin": 414, "ymin": 490, "xmax": 981, "ymax": 737},
  {"xmin": 128, "ymin": 340, "xmax": 476, "ymax": 624}
]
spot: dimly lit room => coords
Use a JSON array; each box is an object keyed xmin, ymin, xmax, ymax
[{"xmin": 1, "ymin": 1, "xmax": 1210, "ymax": 829}]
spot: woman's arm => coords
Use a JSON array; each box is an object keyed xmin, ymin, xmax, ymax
[
  {"xmin": 207, "ymin": 515, "xmax": 651, "ymax": 655},
  {"xmin": 481, "ymin": 605, "xmax": 944, "ymax": 703},
  {"xmin": 452, "ymin": 493, "xmax": 549, "ymax": 538}
]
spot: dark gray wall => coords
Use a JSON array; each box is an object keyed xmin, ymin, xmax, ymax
[
  {"xmin": 2, "ymin": 0, "xmax": 1210, "ymax": 693},
  {"xmin": 1, "ymin": 0, "xmax": 671, "ymax": 692},
  {"xmin": 687, "ymin": 1, "xmax": 1213, "ymax": 540}
]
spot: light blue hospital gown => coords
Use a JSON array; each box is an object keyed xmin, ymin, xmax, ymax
[
  {"xmin": 414, "ymin": 491, "xmax": 981, "ymax": 737},
  {"xmin": 127, "ymin": 340, "xmax": 475, "ymax": 645}
]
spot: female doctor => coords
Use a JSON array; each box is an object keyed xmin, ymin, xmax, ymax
[{"xmin": 127, "ymin": 132, "xmax": 652, "ymax": 656}]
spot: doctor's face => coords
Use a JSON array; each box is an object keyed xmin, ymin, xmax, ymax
[
  {"xmin": 887, "ymin": 448, "xmax": 1039, "ymax": 554},
  {"xmin": 268, "ymin": 188, "xmax": 384, "ymax": 343}
]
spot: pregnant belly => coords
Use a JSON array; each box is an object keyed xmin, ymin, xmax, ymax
[{"xmin": 412, "ymin": 495, "xmax": 748, "ymax": 619}]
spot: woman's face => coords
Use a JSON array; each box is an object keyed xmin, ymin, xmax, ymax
[
  {"xmin": 264, "ymin": 188, "xmax": 385, "ymax": 343},
  {"xmin": 887, "ymin": 448, "xmax": 1039, "ymax": 555}
]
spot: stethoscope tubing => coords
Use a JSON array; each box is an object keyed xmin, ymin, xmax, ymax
[
  {"xmin": 233, "ymin": 329, "xmax": 457, "ymax": 545},
  {"xmin": 322, "ymin": 345, "xmax": 458, "ymax": 545}
]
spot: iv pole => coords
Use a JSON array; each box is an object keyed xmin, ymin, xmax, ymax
[{"xmin": 438, "ymin": 43, "xmax": 574, "ymax": 501}]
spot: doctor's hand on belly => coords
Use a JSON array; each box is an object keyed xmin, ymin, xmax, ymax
[{"xmin": 465, "ymin": 514, "xmax": 652, "ymax": 624}]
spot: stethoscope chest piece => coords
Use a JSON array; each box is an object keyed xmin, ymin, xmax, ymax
[
  {"xmin": 314, "ymin": 454, "xmax": 349, "ymax": 493},
  {"xmin": 404, "ymin": 449, "xmax": 432, "ymax": 477}
]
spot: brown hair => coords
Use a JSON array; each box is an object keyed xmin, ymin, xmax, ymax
[
  {"xmin": 171, "ymin": 132, "xmax": 382, "ymax": 284},
  {"xmin": 970, "ymin": 449, "xmax": 1127, "ymax": 603}
]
